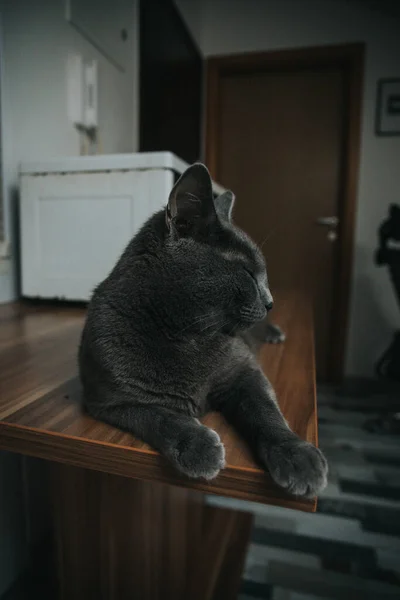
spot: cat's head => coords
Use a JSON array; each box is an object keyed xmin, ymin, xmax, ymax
[{"xmin": 163, "ymin": 163, "xmax": 273, "ymax": 334}]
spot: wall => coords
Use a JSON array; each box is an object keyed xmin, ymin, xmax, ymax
[
  {"xmin": 0, "ymin": 0, "xmax": 138, "ymax": 594},
  {"xmin": 173, "ymin": 0, "xmax": 203, "ymax": 50},
  {"xmin": 176, "ymin": 0, "xmax": 400, "ymax": 377},
  {"xmin": 0, "ymin": 0, "xmax": 138, "ymax": 304}
]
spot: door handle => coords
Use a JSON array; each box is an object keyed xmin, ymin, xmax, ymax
[{"xmin": 316, "ymin": 216, "xmax": 338, "ymax": 228}]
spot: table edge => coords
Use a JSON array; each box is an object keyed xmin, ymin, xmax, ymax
[{"xmin": 0, "ymin": 421, "xmax": 316, "ymax": 512}]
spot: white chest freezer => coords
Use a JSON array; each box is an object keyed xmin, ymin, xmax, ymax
[{"xmin": 19, "ymin": 152, "xmax": 224, "ymax": 301}]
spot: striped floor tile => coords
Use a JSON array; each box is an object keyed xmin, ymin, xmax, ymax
[{"xmin": 209, "ymin": 380, "xmax": 400, "ymax": 599}]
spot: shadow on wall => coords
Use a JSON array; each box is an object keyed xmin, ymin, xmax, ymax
[
  {"xmin": 11, "ymin": 186, "xmax": 21, "ymax": 298},
  {"xmin": 348, "ymin": 243, "xmax": 397, "ymax": 376}
]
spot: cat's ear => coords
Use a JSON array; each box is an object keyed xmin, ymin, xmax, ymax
[
  {"xmin": 166, "ymin": 163, "xmax": 216, "ymax": 235},
  {"xmin": 215, "ymin": 190, "xmax": 235, "ymax": 221}
]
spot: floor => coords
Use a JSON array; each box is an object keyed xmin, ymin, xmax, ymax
[
  {"xmin": 210, "ymin": 379, "xmax": 400, "ymax": 599},
  {"xmin": 2, "ymin": 380, "xmax": 400, "ymax": 599}
]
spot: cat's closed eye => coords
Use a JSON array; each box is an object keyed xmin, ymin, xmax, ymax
[{"xmin": 243, "ymin": 267, "xmax": 257, "ymax": 283}]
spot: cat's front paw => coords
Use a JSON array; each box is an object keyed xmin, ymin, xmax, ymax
[
  {"xmin": 262, "ymin": 437, "xmax": 328, "ymax": 497},
  {"xmin": 264, "ymin": 323, "xmax": 286, "ymax": 344},
  {"xmin": 174, "ymin": 426, "xmax": 225, "ymax": 480}
]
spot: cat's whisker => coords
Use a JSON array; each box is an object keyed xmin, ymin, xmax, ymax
[
  {"xmin": 227, "ymin": 323, "xmax": 237, "ymax": 337},
  {"xmin": 179, "ymin": 312, "xmax": 219, "ymax": 333},
  {"xmin": 197, "ymin": 315, "xmax": 230, "ymax": 335},
  {"xmin": 198, "ymin": 319, "xmax": 222, "ymax": 334},
  {"xmin": 210, "ymin": 319, "xmax": 232, "ymax": 338},
  {"xmin": 258, "ymin": 229, "xmax": 276, "ymax": 250}
]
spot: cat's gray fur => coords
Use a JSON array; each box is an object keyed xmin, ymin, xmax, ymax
[{"xmin": 79, "ymin": 164, "xmax": 327, "ymax": 497}]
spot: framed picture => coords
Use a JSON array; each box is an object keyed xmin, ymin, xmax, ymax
[{"xmin": 375, "ymin": 78, "xmax": 400, "ymax": 136}]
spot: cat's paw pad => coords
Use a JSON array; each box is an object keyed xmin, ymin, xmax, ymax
[
  {"xmin": 174, "ymin": 426, "xmax": 225, "ymax": 480},
  {"xmin": 265, "ymin": 323, "xmax": 286, "ymax": 344},
  {"xmin": 262, "ymin": 438, "xmax": 328, "ymax": 497}
]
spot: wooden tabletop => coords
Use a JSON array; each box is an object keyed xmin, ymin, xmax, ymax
[{"xmin": 0, "ymin": 292, "xmax": 317, "ymax": 511}]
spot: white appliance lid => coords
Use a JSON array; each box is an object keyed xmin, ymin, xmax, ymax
[
  {"xmin": 19, "ymin": 151, "xmax": 226, "ymax": 194},
  {"xmin": 19, "ymin": 151, "xmax": 189, "ymax": 176}
]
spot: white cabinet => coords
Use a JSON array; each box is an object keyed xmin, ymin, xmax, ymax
[{"xmin": 20, "ymin": 152, "xmax": 224, "ymax": 301}]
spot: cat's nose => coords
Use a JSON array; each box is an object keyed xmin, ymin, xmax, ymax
[{"xmin": 264, "ymin": 288, "xmax": 273, "ymax": 311}]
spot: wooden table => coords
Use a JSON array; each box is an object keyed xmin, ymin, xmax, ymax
[{"xmin": 0, "ymin": 292, "xmax": 318, "ymax": 599}]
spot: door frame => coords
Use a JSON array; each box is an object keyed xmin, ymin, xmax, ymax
[{"xmin": 205, "ymin": 43, "xmax": 364, "ymax": 381}]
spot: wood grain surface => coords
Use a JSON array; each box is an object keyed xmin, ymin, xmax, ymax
[
  {"xmin": 0, "ymin": 292, "xmax": 318, "ymax": 511},
  {"xmin": 52, "ymin": 464, "xmax": 252, "ymax": 600}
]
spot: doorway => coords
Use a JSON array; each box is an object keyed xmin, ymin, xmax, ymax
[
  {"xmin": 139, "ymin": 0, "xmax": 202, "ymax": 164},
  {"xmin": 206, "ymin": 44, "xmax": 364, "ymax": 381}
]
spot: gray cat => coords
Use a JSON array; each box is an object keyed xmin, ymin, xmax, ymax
[{"xmin": 79, "ymin": 164, "xmax": 327, "ymax": 497}]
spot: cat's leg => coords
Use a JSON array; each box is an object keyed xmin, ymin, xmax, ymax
[
  {"xmin": 264, "ymin": 322, "xmax": 286, "ymax": 344},
  {"xmin": 89, "ymin": 403, "xmax": 225, "ymax": 480},
  {"xmin": 209, "ymin": 367, "xmax": 327, "ymax": 497},
  {"xmin": 249, "ymin": 318, "xmax": 286, "ymax": 344}
]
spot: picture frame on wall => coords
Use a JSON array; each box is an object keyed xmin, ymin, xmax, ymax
[{"xmin": 375, "ymin": 78, "xmax": 400, "ymax": 136}]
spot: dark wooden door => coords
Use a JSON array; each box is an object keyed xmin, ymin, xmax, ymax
[{"xmin": 213, "ymin": 67, "xmax": 346, "ymax": 380}]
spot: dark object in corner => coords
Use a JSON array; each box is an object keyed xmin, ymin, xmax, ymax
[
  {"xmin": 375, "ymin": 204, "xmax": 400, "ymax": 382},
  {"xmin": 376, "ymin": 332, "xmax": 400, "ymax": 383}
]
